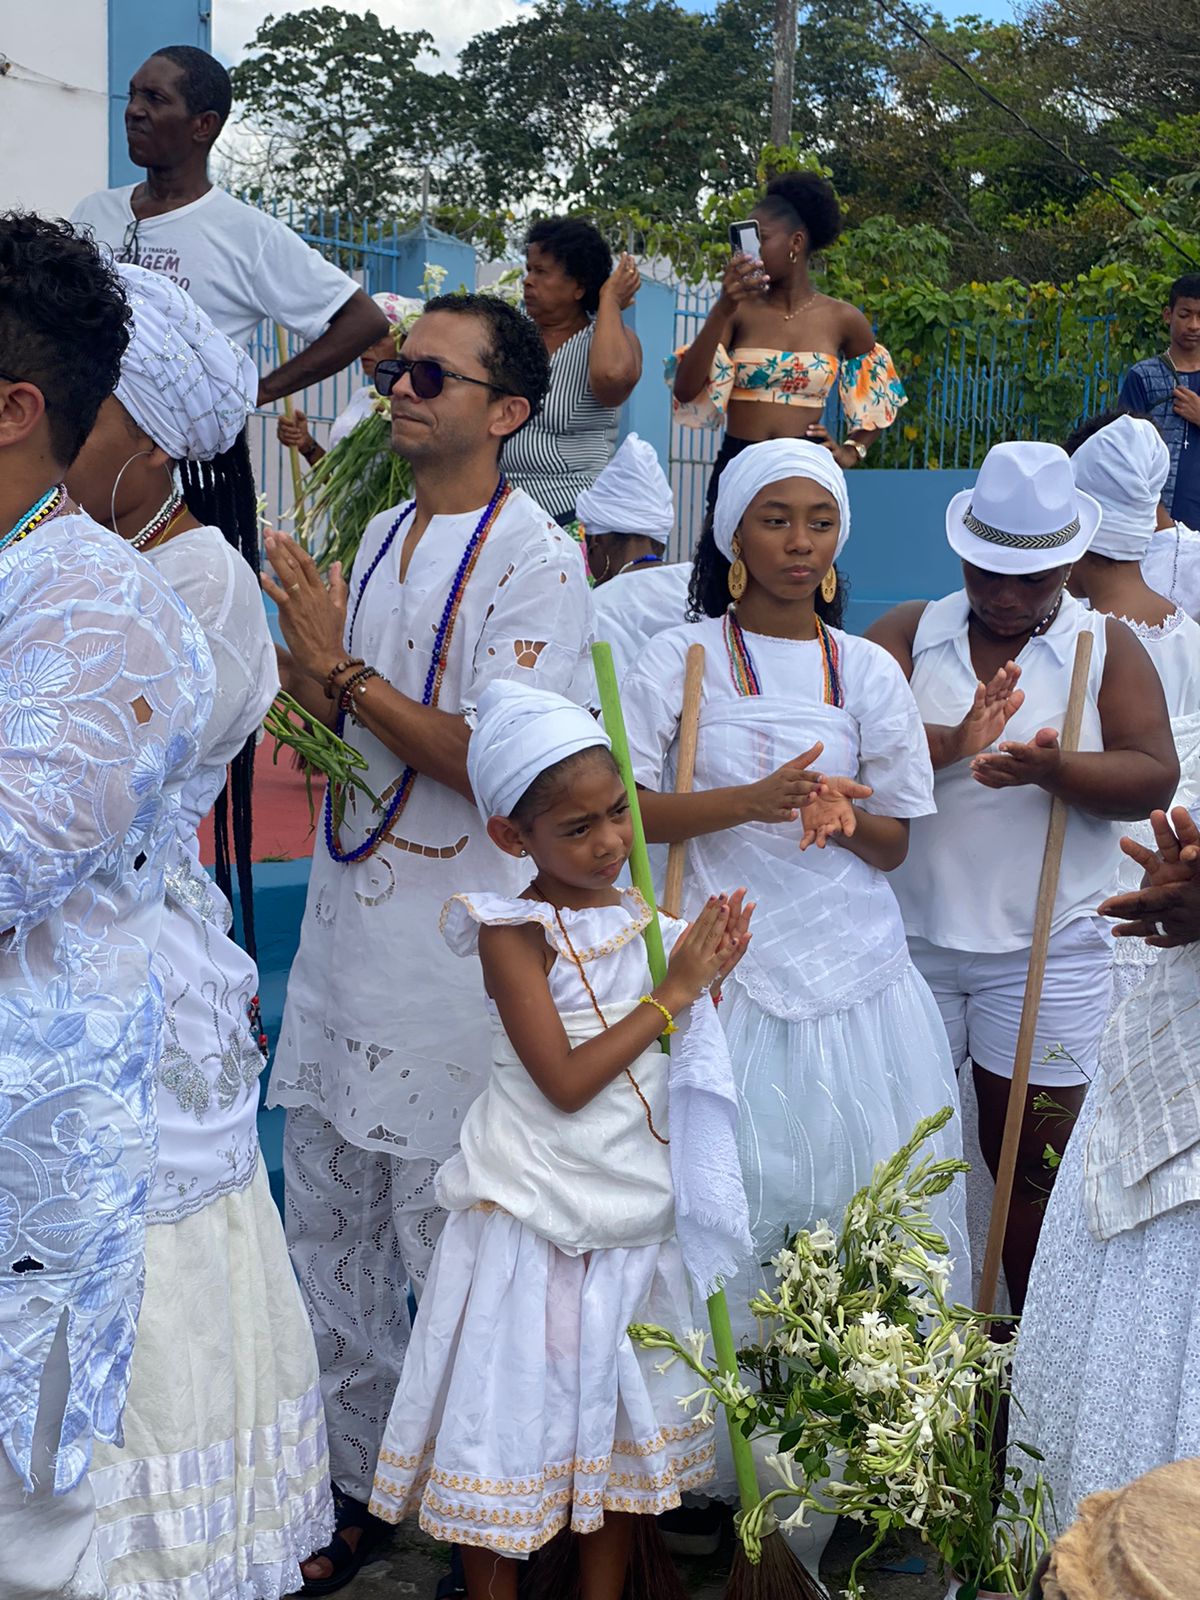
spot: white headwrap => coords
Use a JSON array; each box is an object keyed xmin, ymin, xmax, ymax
[
  {"xmin": 713, "ymin": 439, "xmax": 850, "ymax": 562},
  {"xmin": 372, "ymin": 291, "xmax": 422, "ymax": 330},
  {"xmin": 1071, "ymin": 415, "xmax": 1171, "ymax": 562},
  {"xmin": 468, "ymin": 680, "xmax": 609, "ymax": 823},
  {"xmin": 575, "ymin": 432, "xmax": 675, "ymax": 544},
  {"xmin": 115, "ymin": 263, "xmax": 257, "ymax": 462}
]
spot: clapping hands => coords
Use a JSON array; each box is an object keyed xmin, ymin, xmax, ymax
[{"xmin": 1098, "ymin": 807, "xmax": 1200, "ymax": 947}]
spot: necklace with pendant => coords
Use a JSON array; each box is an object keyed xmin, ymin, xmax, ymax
[{"xmin": 780, "ymin": 289, "xmax": 818, "ymax": 323}]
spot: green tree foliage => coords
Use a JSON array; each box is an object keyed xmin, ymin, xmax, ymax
[
  {"xmin": 227, "ymin": 0, "xmax": 1200, "ymax": 288},
  {"xmin": 228, "ymin": 7, "xmax": 464, "ymax": 214}
]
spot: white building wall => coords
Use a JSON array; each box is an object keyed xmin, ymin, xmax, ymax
[{"xmin": 0, "ymin": 2, "xmax": 109, "ymax": 217}]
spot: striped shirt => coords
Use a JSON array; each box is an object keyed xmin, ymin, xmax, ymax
[{"xmin": 503, "ymin": 321, "xmax": 621, "ymax": 520}]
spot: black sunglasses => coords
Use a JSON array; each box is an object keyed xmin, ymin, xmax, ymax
[
  {"xmin": 374, "ymin": 355, "xmax": 510, "ymax": 402},
  {"xmin": 121, "ymin": 217, "xmax": 142, "ymax": 264}
]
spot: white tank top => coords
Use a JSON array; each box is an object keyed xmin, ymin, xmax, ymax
[
  {"xmin": 1112, "ymin": 606, "xmax": 1200, "ymax": 721},
  {"xmin": 892, "ymin": 590, "xmax": 1117, "ymax": 953}
]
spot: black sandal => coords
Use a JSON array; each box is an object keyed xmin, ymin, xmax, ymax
[
  {"xmin": 434, "ymin": 1546, "xmax": 468, "ymax": 1597},
  {"xmin": 298, "ymin": 1486, "xmax": 392, "ymax": 1596}
]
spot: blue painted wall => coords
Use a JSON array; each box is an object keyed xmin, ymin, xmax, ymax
[
  {"xmin": 108, "ymin": 0, "xmax": 212, "ymax": 188},
  {"xmin": 620, "ymin": 280, "xmax": 675, "ymax": 470},
  {"xmin": 841, "ymin": 469, "xmax": 974, "ymax": 634}
]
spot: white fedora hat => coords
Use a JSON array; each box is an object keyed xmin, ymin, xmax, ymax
[{"xmin": 946, "ymin": 440, "xmax": 1102, "ymax": 574}]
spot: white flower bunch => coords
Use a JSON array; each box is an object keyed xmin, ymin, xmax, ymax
[{"xmin": 632, "ymin": 1109, "xmax": 1050, "ymax": 1597}]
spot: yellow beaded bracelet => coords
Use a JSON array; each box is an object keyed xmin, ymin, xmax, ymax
[{"xmin": 639, "ymin": 994, "xmax": 677, "ymax": 1036}]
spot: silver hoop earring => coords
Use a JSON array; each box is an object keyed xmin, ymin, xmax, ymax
[{"xmin": 110, "ymin": 448, "xmax": 155, "ymax": 536}]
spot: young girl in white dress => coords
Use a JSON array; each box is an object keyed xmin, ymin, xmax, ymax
[
  {"xmin": 621, "ymin": 439, "xmax": 970, "ymax": 1358},
  {"xmin": 368, "ymin": 680, "xmax": 752, "ymax": 1600}
]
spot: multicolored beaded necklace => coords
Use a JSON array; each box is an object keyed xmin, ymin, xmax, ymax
[
  {"xmin": 325, "ymin": 477, "xmax": 512, "ymax": 865},
  {"xmin": 131, "ymin": 479, "xmax": 186, "ymax": 551},
  {"xmin": 0, "ymin": 484, "xmax": 68, "ymax": 556},
  {"xmin": 722, "ymin": 607, "xmax": 844, "ymax": 708}
]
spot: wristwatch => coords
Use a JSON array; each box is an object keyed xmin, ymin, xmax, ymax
[{"xmin": 844, "ymin": 439, "xmax": 868, "ymax": 462}]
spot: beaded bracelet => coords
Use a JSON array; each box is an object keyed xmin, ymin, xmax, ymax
[
  {"xmin": 337, "ymin": 666, "xmax": 378, "ymax": 711},
  {"xmin": 639, "ymin": 994, "xmax": 677, "ymax": 1036},
  {"xmin": 341, "ymin": 668, "xmax": 381, "ymax": 724},
  {"xmin": 325, "ymin": 656, "xmax": 364, "ymax": 699}
]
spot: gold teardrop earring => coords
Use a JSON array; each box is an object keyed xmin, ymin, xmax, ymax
[
  {"xmin": 727, "ymin": 534, "xmax": 748, "ymax": 602},
  {"xmin": 789, "ymin": 248, "xmax": 797, "ymax": 263},
  {"xmin": 820, "ymin": 566, "xmax": 838, "ymax": 604}
]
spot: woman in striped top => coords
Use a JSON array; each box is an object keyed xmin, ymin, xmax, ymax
[{"xmin": 503, "ymin": 217, "xmax": 643, "ymax": 523}]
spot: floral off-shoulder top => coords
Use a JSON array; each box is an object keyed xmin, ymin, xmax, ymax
[{"xmin": 666, "ymin": 343, "xmax": 907, "ymax": 432}]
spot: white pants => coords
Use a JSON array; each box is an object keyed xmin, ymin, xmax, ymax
[
  {"xmin": 283, "ymin": 1106, "xmax": 445, "ymax": 1503},
  {"xmin": 0, "ymin": 1318, "xmax": 105, "ymax": 1599},
  {"xmin": 909, "ymin": 916, "xmax": 1114, "ymax": 1088}
]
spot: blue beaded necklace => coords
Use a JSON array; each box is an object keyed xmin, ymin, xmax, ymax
[
  {"xmin": 0, "ymin": 484, "xmax": 66, "ymax": 555},
  {"xmin": 325, "ymin": 477, "xmax": 511, "ymax": 865}
]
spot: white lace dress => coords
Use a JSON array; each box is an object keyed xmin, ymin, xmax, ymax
[
  {"xmin": 89, "ymin": 528, "xmax": 332, "ymax": 1600},
  {"xmin": 1011, "ymin": 942, "xmax": 1200, "ymax": 1532},
  {"xmin": 622, "ymin": 617, "xmax": 971, "ymax": 1348},
  {"xmin": 369, "ymin": 891, "xmax": 718, "ymax": 1556}
]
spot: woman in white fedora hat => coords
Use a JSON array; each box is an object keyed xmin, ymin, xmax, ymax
[{"xmin": 869, "ymin": 439, "xmax": 1178, "ymax": 1312}]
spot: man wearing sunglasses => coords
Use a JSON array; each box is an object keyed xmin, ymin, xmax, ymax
[
  {"xmin": 70, "ymin": 45, "xmax": 386, "ymax": 406},
  {"xmin": 260, "ymin": 293, "xmax": 594, "ymax": 1595}
]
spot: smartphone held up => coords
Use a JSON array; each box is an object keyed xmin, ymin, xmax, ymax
[{"xmin": 728, "ymin": 219, "xmax": 761, "ymax": 261}]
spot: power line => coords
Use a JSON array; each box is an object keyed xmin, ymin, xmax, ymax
[{"xmin": 868, "ymin": 0, "xmax": 1200, "ymax": 269}]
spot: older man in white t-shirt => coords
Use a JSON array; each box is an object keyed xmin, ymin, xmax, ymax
[{"xmin": 71, "ymin": 44, "xmax": 387, "ymax": 406}]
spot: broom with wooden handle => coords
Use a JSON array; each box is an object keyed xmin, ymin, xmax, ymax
[
  {"xmin": 977, "ymin": 627, "xmax": 1094, "ymax": 1317},
  {"xmin": 593, "ymin": 641, "xmax": 823, "ymax": 1600}
]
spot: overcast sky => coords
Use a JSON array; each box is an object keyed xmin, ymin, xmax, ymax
[
  {"xmin": 215, "ymin": 0, "xmax": 523, "ymax": 69},
  {"xmin": 214, "ymin": 0, "xmax": 1017, "ymax": 71}
]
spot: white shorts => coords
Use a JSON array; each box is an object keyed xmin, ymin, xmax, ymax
[{"xmin": 908, "ymin": 917, "xmax": 1113, "ymax": 1088}]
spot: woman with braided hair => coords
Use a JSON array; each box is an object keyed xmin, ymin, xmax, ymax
[{"xmin": 65, "ymin": 263, "xmax": 332, "ymax": 1599}]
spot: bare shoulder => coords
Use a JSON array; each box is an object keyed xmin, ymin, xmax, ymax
[
  {"xmin": 832, "ymin": 298, "xmax": 875, "ymax": 358},
  {"xmin": 866, "ymin": 600, "xmax": 928, "ymax": 646}
]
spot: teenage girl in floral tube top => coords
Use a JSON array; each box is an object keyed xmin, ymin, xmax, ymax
[{"xmin": 672, "ymin": 171, "xmax": 907, "ymax": 513}]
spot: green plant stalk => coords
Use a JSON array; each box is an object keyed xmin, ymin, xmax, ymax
[
  {"xmin": 591, "ymin": 640, "xmax": 764, "ymax": 1526},
  {"xmin": 264, "ymin": 690, "xmax": 380, "ymax": 827}
]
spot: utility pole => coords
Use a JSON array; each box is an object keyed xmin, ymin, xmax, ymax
[{"xmin": 770, "ymin": 0, "xmax": 799, "ymax": 146}]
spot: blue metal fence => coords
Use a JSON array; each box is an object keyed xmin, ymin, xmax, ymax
[
  {"xmin": 243, "ymin": 201, "xmax": 481, "ymax": 530},
  {"xmin": 669, "ymin": 283, "xmax": 1120, "ymax": 555},
  {"xmin": 242, "ymin": 201, "xmax": 1120, "ymax": 557}
]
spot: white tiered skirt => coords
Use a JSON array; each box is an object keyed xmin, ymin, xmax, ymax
[
  {"xmin": 369, "ymin": 1205, "xmax": 715, "ymax": 1556},
  {"xmin": 90, "ymin": 1159, "xmax": 333, "ymax": 1600}
]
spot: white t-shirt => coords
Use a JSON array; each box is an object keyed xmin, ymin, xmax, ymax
[{"xmin": 70, "ymin": 184, "xmax": 358, "ymax": 350}]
